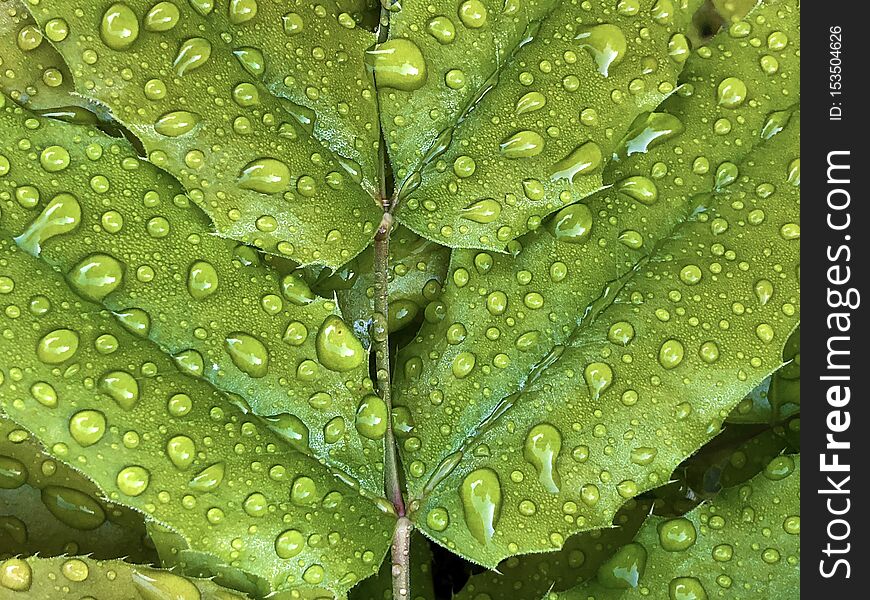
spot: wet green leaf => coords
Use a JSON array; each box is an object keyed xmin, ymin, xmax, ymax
[
  {"xmin": 25, "ymin": 0, "xmax": 383, "ymax": 267},
  {"xmin": 0, "ymin": 240, "xmax": 394, "ymax": 596},
  {"xmin": 398, "ymin": 61, "xmax": 799, "ymax": 569},
  {"xmin": 552, "ymin": 455, "xmax": 800, "ymax": 599},
  {"xmin": 0, "ymin": 100, "xmax": 385, "ymax": 493},
  {"xmin": 388, "ymin": 0, "xmax": 700, "ymax": 249},
  {"xmin": 0, "ymin": 415, "xmax": 154, "ymax": 562},
  {"xmin": 0, "ymin": 555, "xmax": 250, "ymax": 598}
]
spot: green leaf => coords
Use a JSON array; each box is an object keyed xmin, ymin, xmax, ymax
[
  {"xmin": 455, "ymin": 498, "xmax": 652, "ymax": 600},
  {"xmin": 0, "ymin": 555, "xmax": 249, "ymax": 598},
  {"xmin": 398, "ymin": 74, "xmax": 799, "ymax": 567},
  {"xmin": 0, "ymin": 0, "xmax": 78, "ymax": 110},
  {"xmin": 552, "ymin": 454, "xmax": 800, "ymax": 599},
  {"xmin": 0, "ymin": 415, "xmax": 154, "ymax": 562},
  {"xmin": 0, "ymin": 240, "xmax": 394, "ymax": 596},
  {"xmin": 386, "ymin": 0, "xmax": 699, "ymax": 249},
  {"xmin": 25, "ymin": 0, "xmax": 383, "ymax": 267}
]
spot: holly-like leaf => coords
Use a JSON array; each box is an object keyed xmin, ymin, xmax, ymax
[
  {"xmin": 0, "ymin": 99, "xmax": 388, "ymax": 493},
  {"xmin": 0, "ymin": 416, "xmax": 154, "ymax": 562},
  {"xmin": 0, "ymin": 239, "xmax": 394, "ymax": 596},
  {"xmin": 0, "ymin": 555, "xmax": 249, "ymax": 598},
  {"xmin": 25, "ymin": 0, "xmax": 383, "ymax": 267},
  {"xmin": 399, "ymin": 68, "xmax": 799, "ymax": 569},
  {"xmin": 551, "ymin": 454, "xmax": 800, "ymax": 599},
  {"xmin": 387, "ymin": 0, "xmax": 700, "ymax": 249}
]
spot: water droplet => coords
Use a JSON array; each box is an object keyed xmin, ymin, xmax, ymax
[
  {"xmin": 275, "ymin": 529, "xmax": 304, "ymax": 558},
  {"xmin": 166, "ymin": 435, "xmax": 196, "ymax": 469},
  {"xmin": 101, "ymin": 3, "xmax": 140, "ymax": 50},
  {"xmin": 228, "ymin": 0, "xmax": 258, "ymax": 24},
  {"xmin": 315, "ymin": 315, "xmax": 364, "ymax": 372},
  {"xmin": 524, "ymin": 424, "xmax": 562, "ymax": 493},
  {"xmin": 238, "ymin": 158, "xmax": 291, "ymax": 194},
  {"xmin": 68, "ymin": 253, "xmax": 124, "ymax": 301},
  {"xmin": 458, "ymin": 0, "xmax": 487, "ymax": 28},
  {"xmin": 15, "ymin": 193, "xmax": 81, "ymax": 256},
  {"xmin": 667, "ymin": 33, "xmax": 689, "ymax": 63},
  {"xmin": 69, "ymin": 410, "xmax": 106, "ymax": 447},
  {"xmin": 608, "ymin": 321, "xmax": 635, "ymax": 345},
  {"xmin": 234, "ymin": 47, "xmax": 266, "ymax": 76},
  {"xmin": 630, "ymin": 446, "xmax": 657, "ymax": 465},
  {"xmin": 460, "ymin": 468, "xmax": 502, "ymax": 544},
  {"xmin": 679, "ymin": 264, "xmax": 702, "ymax": 285},
  {"xmin": 461, "ymin": 198, "xmax": 502, "ymax": 223},
  {"xmin": 30, "ymin": 381, "xmax": 58, "ymax": 408},
  {"xmin": 174, "ymin": 37, "xmax": 212, "ymax": 76},
  {"xmin": 575, "ymin": 24, "xmax": 627, "ymax": 76},
  {"xmin": 617, "ymin": 176, "xmax": 658, "ymax": 205},
  {"xmin": 658, "ymin": 518, "xmax": 697, "ymax": 551},
  {"xmin": 189, "ymin": 462, "xmax": 225, "ymax": 492},
  {"xmin": 0, "ymin": 456, "xmax": 27, "ymax": 489},
  {"xmin": 355, "ymin": 395, "xmax": 388, "ymax": 439},
  {"xmin": 620, "ymin": 112, "xmax": 685, "ymax": 156},
  {"xmin": 117, "ymin": 465, "xmax": 150, "ymax": 496},
  {"xmin": 452, "ymin": 351, "xmax": 476, "ymax": 378},
  {"xmin": 787, "ymin": 158, "xmax": 800, "ymax": 185},
  {"xmin": 551, "ymin": 203, "xmax": 593, "ymax": 244},
  {"xmin": 37, "ymin": 328, "xmax": 79, "ymax": 364},
  {"xmin": 427, "ymin": 16, "xmax": 456, "ymax": 44},
  {"xmin": 99, "ymin": 370, "xmax": 140, "ymax": 410},
  {"xmin": 41, "ymin": 485, "xmax": 106, "ymax": 529},
  {"xmin": 669, "ymin": 577, "xmax": 708, "ymax": 600},
  {"xmin": 225, "ymin": 332, "xmax": 269, "ymax": 378},
  {"xmin": 186, "ymin": 260, "xmax": 219, "ymax": 300},
  {"xmin": 144, "ymin": 2, "xmax": 180, "ymax": 32},
  {"xmin": 427, "ymin": 507, "xmax": 450, "ymax": 531},
  {"xmin": 658, "ymin": 339, "xmax": 684, "ymax": 369},
  {"xmin": 154, "ymin": 111, "xmax": 200, "ymax": 137},
  {"xmin": 717, "ymin": 77, "xmax": 747, "ymax": 108},
  {"xmin": 39, "ymin": 145, "xmax": 70, "ymax": 172},
  {"xmin": 132, "ymin": 569, "xmax": 202, "ymax": 600},
  {"xmin": 597, "ymin": 543, "xmax": 646, "ymax": 589},
  {"xmin": 549, "ymin": 142, "xmax": 602, "ymax": 182},
  {"xmin": 515, "ymin": 91, "xmax": 546, "ymax": 115},
  {"xmin": 266, "ymin": 413, "xmax": 309, "ymax": 450},
  {"xmin": 584, "ymin": 362, "xmax": 613, "ymax": 397},
  {"xmin": 61, "ymin": 559, "xmax": 89, "ymax": 583},
  {"xmin": 366, "ymin": 39, "xmax": 428, "ymax": 91},
  {"xmin": 500, "ymin": 130, "xmax": 545, "ymax": 158},
  {"xmin": 0, "ymin": 558, "xmax": 32, "ymax": 591}
]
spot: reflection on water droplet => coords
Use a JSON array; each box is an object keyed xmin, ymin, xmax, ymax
[
  {"xmin": 460, "ymin": 468, "xmax": 502, "ymax": 544},
  {"xmin": 575, "ymin": 24, "xmax": 627, "ymax": 76},
  {"xmin": 366, "ymin": 39, "xmax": 428, "ymax": 91},
  {"xmin": 101, "ymin": 3, "xmax": 140, "ymax": 50},
  {"xmin": 524, "ymin": 423, "xmax": 562, "ymax": 493},
  {"xmin": 15, "ymin": 193, "xmax": 81, "ymax": 256}
]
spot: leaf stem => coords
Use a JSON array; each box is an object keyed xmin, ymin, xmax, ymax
[{"xmin": 391, "ymin": 516, "xmax": 413, "ymax": 600}]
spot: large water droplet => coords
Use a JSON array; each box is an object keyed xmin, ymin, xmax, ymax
[
  {"xmin": 620, "ymin": 112, "xmax": 685, "ymax": 156},
  {"xmin": 41, "ymin": 485, "xmax": 106, "ymax": 530},
  {"xmin": 461, "ymin": 198, "xmax": 502, "ymax": 223},
  {"xmin": 188, "ymin": 462, "xmax": 225, "ymax": 492},
  {"xmin": 36, "ymin": 329, "xmax": 79, "ymax": 364},
  {"xmin": 166, "ymin": 435, "xmax": 196, "ymax": 470},
  {"xmin": 575, "ymin": 24, "xmax": 627, "ymax": 76},
  {"xmin": 101, "ymin": 3, "xmax": 140, "ymax": 50},
  {"xmin": 669, "ymin": 577, "xmax": 708, "ymax": 600},
  {"xmin": 460, "ymin": 468, "xmax": 502, "ymax": 544},
  {"xmin": 132, "ymin": 569, "xmax": 202, "ymax": 600},
  {"xmin": 275, "ymin": 529, "xmax": 305, "ymax": 558},
  {"xmin": 717, "ymin": 77, "xmax": 747, "ymax": 109},
  {"xmin": 238, "ymin": 158, "xmax": 291, "ymax": 194},
  {"xmin": 173, "ymin": 37, "xmax": 212, "ymax": 76},
  {"xmin": 515, "ymin": 91, "xmax": 546, "ymax": 115},
  {"xmin": 68, "ymin": 254, "xmax": 124, "ymax": 301},
  {"xmin": 315, "ymin": 315, "xmax": 364, "ymax": 372},
  {"xmin": 355, "ymin": 395, "xmax": 388, "ymax": 439},
  {"xmin": 154, "ymin": 111, "xmax": 200, "ymax": 137},
  {"xmin": 658, "ymin": 339, "xmax": 684, "ymax": 369},
  {"xmin": 0, "ymin": 558, "xmax": 32, "ymax": 591},
  {"xmin": 658, "ymin": 518, "xmax": 697, "ymax": 551},
  {"xmin": 266, "ymin": 413, "xmax": 309, "ymax": 450},
  {"xmin": 617, "ymin": 176, "xmax": 658, "ymax": 205},
  {"xmin": 144, "ymin": 2, "xmax": 180, "ymax": 32},
  {"xmin": 524, "ymin": 423, "xmax": 562, "ymax": 493},
  {"xmin": 15, "ymin": 193, "xmax": 81, "ymax": 256},
  {"xmin": 0, "ymin": 457, "xmax": 27, "ymax": 489},
  {"xmin": 597, "ymin": 542, "xmax": 647, "ymax": 588},
  {"xmin": 224, "ymin": 332, "xmax": 269, "ymax": 378},
  {"xmin": 228, "ymin": 0, "xmax": 258, "ymax": 24},
  {"xmin": 366, "ymin": 39, "xmax": 428, "ymax": 91},
  {"xmin": 551, "ymin": 203, "xmax": 593, "ymax": 243},
  {"xmin": 584, "ymin": 362, "xmax": 614, "ymax": 397},
  {"xmin": 549, "ymin": 142, "xmax": 602, "ymax": 182},
  {"xmin": 500, "ymin": 130, "xmax": 545, "ymax": 158},
  {"xmin": 69, "ymin": 410, "xmax": 106, "ymax": 447},
  {"xmin": 187, "ymin": 260, "xmax": 219, "ymax": 300},
  {"xmin": 99, "ymin": 370, "xmax": 140, "ymax": 410},
  {"xmin": 116, "ymin": 465, "xmax": 150, "ymax": 496}
]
